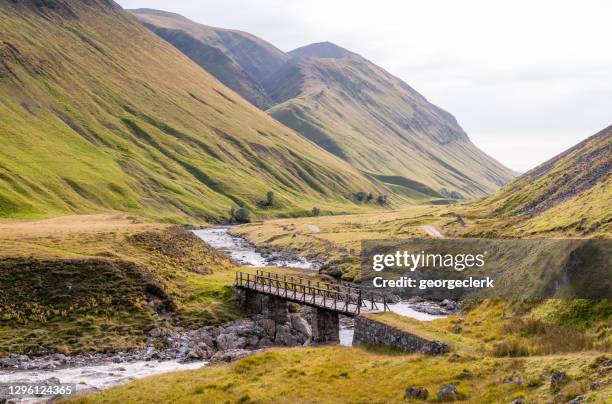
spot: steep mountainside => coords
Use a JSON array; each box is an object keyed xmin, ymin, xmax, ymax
[
  {"xmin": 266, "ymin": 43, "xmax": 517, "ymax": 200},
  {"xmin": 468, "ymin": 125, "xmax": 611, "ymax": 236},
  {"xmin": 131, "ymin": 8, "xmax": 287, "ymax": 109},
  {"xmin": 131, "ymin": 11, "xmax": 516, "ymax": 200},
  {"xmin": 0, "ymin": 0, "xmax": 380, "ymax": 221}
]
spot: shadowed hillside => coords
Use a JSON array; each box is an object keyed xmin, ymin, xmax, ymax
[
  {"xmin": 131, "ymin": 8, "xmax": 287, "ymax": 109},
  {"xmin": 0, "ymin": 0, "xmax": 382, "ymax": 222}
]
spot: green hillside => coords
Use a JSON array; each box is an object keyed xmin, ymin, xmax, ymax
[
  {"xmin": 266, "ymin": 43, "xmax": 517, "ymax": 200},
  {"xmin": 0, "ymin": 0, "xmax": 382, "ymax": 222},
  {"xmin": 131, "ymin": 8, "xmax": 287, "ymax": 109},
  {"xmin": 463, "ymin": 125, "xmax": 612, "ymax": 237},
  {"xmin": 128, "ymin": 10, "xmax": 517, "ymax": 201}
]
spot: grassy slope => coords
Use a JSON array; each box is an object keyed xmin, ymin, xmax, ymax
[
  {"xmin": 265, "ymin": 45, "xmax": 517, "ymax": 200},
  {"xmin": 456, "ymin": 126, "xmax": 612, "ymax": 237},
  {"xmin": 127, "ymin": 11, "xmax": 516, "ymax": 203},
  {"xmin": 130, "ymin": 8, "xmax": 287, "ymax": 109},
  {"xmin": 70, "ymin": 348, "xmax": 611, "ymax": 403},
  {"xmin": 0, "ymin": 0, "xmax": 381, "ymax": 222},
  {"xmin": 0, "ymin": 214, "xmax": 241, "ymax": 355}
]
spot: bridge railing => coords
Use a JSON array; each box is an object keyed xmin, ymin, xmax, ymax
[{"xmin": 234, "ymin": 270, "xmax": 390, "ymax": 315}]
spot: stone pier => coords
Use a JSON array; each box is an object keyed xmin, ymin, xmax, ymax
[
  {"xmin": 311, "ymin": 308, "xmax": 339, "ymax": 342},
  {"xmin": 237, "ymin": 288, "xmax": 338, "ymax": 342}
]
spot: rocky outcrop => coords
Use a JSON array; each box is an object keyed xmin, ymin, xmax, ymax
[
  {"xmin": 0, "ymin": 313, "xmax": 312, "ymax": 371},
  {"xmin": 353, "ymin": 316, "xmax": 448, "ymax": 355}
]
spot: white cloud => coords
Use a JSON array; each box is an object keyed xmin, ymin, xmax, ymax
[{"xmin": 118, "ymin": 0, "xmax": 612, "ymax": 171}]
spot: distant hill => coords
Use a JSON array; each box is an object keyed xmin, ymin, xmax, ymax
[
  {"xmin": 0, "ymin": 0, "xmax": 381, "ymax": 221},
  {"xmin": 131, "ymin": 11, "xmax": 517, "ymax": 201}
]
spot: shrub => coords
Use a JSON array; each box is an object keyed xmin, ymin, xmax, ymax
[
  {"xmin": 354, "ymin": 191, "xmax": 368, "ymax": 202},
  {"xmin": 377, "ymin": 194, "xmax": 388, "ymax": 205},
  {"xmin": 312, "ymin": 207, "xmax": 321, "ymax": 216},
  {"xmin": 266, "ymin": 191, "xmax": 275, "ymax": 207},
  {"xmin": 230, "ymin": 207, "xmax": 251, "ymax": 223}
]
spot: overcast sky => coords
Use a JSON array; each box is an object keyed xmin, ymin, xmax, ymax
[{"xmin": 117, "ymin": 0, "xmax": 611, "ymax": 172}]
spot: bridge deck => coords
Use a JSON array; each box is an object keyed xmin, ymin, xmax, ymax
[{"xmin": 235, "ymin": 271, "xmax": 389, "ymax": 317}]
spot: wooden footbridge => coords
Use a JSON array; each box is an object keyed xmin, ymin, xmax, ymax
[{"xmin": 234, "ymin": 270, "xmax": 390, "ymax": 317}]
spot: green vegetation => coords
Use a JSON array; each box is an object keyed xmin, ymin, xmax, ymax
[
  {"xmin": 230, "ymin": 207, "xmax": 252, "ymax": 223},
  {"xmin": 68, "ymin": 346, "xmax": 611, "ymax": 403},
  {"xmin": 266, "ymin": 191, "xmax": 276, "ymax": 207},
  {"xmin": 131, "ymin": 9, "xmax": 517, "ymax": 204},
  {"xmin": 0, "ymin": 1, "xmax": 384, "ymax": 223},
  {"xmin": 0, "ymin": 214, "xmax": 240, "ymax": 355}
]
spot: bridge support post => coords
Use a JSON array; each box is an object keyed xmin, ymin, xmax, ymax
[
  {"xmin": 311, "ymin": 308, "xmax": 339, "ymax": 343},
  {"xmin": 262, "ymin": 295, "xmax": 290, "ymax": 325},
  {"xmin": 239, "ymin": 289, "xmax": 263, "ymax": 315}
]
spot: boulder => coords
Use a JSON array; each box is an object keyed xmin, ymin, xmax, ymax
[
  {"xmin": 405, "ymin": 386, "xmax": 428, "ymax": 400},
  {"xmin": 258, "ymin": 318, "xmax": 277, "ymax": 338},
  {"xmin": 256, "ymin": 337, "xmax": 273, "ymax": 347},
  {"xmin": 550, "ymin": 370, "xmax": 569, "ymax": 388},
  {"xmin": 210, "ymin": 349, "xmax": 251, "ymax": 363},
  {"xmin": 216, "ymin": 333, "xmax": 247, "ymax": 351},
  {"xmin": 441, "ymin": 299, "xmax": 459, "ymax": 311},
  {"xmin": 275, "ymin": 324, "xmax": 298, "ymax": 346},
  {"xmin": 290, "ymin": 313, "xmax": 312, "ymax": 338},
  {"xmin": 437, "ymin": 384, "xmax": 458, "ymax": 400},
  {"xmin": 148, "ymin": 328, "xmax": 162, "ymax": 338}
]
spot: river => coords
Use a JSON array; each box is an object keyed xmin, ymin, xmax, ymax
[
  {"xmin": 0, "ymin": 227, "xmax": 446, "ymax": 400},
  {"xmin": 193, "ymin": 227, "xmax": 447, "ymax": 347}
]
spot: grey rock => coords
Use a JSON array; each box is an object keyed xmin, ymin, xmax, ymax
[
  {"xmin": 258, "ymin": 318, "xmax": 276, "ymax": 337},
  {"xmin": 405, "ymin": 386, "xmax": 428, "ymax": 400},
  {"xmin": 148, "ymin": 328, "xmax": 162, "ymax": 338},
  {"xmin": 441, "ymin": 299, "xmax": 459, "ymax": 311},
  {"xmin": 257, "ymin": 337, "xmax": 273, "ymax": 347},
  {"xmin": 274, "ymin": 324, "xmax": 298, "ymax": 346},
  {"xmin": 290, "ymin": 313, "xmax": 312, "ymax": 338},
  {"xmin": 551, "ymin": 370, "xmax": 569, "ymax": 388},
  {"xmin": 437, "ymin": 384, "xmax": 458, "ymax": 400},
  {"xmin": 216, "ymin": 333, "xmax": 247, "ymax": 351},
  {"xmin": 567, "ymin": 395, "xmax": 585, "ymax": 404},
  {"xmin": 210, "ymin": 349, "xmax": 251, "ymax": 363}
]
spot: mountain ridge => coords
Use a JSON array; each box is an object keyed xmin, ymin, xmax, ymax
[{"xmin": 131, "ymin": 9, "xmax": 517, "ymax": 200}]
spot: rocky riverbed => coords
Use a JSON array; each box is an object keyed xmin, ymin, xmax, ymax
[
  {"xmin": 0, "ymin": 312, "xmax": 312, "ymax": 373},
  {"xmin": 192, "ymin": 227, "xmax": 322, "ymax": 270}
]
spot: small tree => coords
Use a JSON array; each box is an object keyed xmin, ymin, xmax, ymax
[
  {"xmin": 233, "ymin": 207, "xmax": 251, "ymax": 223},
  {"xmin": 354, "ymin": 191, "xmax": 368, "ymax": 202},
  {"xmin": 266, "ymin": 191, "xmax": 276, "ymax": 207},
  {"xmin": 366, "ymin": 192, "xmax": 374, "ymax": 202},
  {"xmin": 311, "ymin": 207, "xmax": 321, "ymax": 216},
  {"xmin": 377, "ymin": 194, "xmax": 388, "ymax": 205}
]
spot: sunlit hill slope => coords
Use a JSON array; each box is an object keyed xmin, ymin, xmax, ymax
[{"xmin": 0, "ymin": 0, "xmax": 382, "ymax": 221}]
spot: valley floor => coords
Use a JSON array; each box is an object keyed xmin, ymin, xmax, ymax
[
  {"xmin": 1, "ymin": 212, "xmax": 610, "ymax": 403},
  {"xmin": 66, "ymin": 347, "xmax": 611, "ymax": 403}
]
